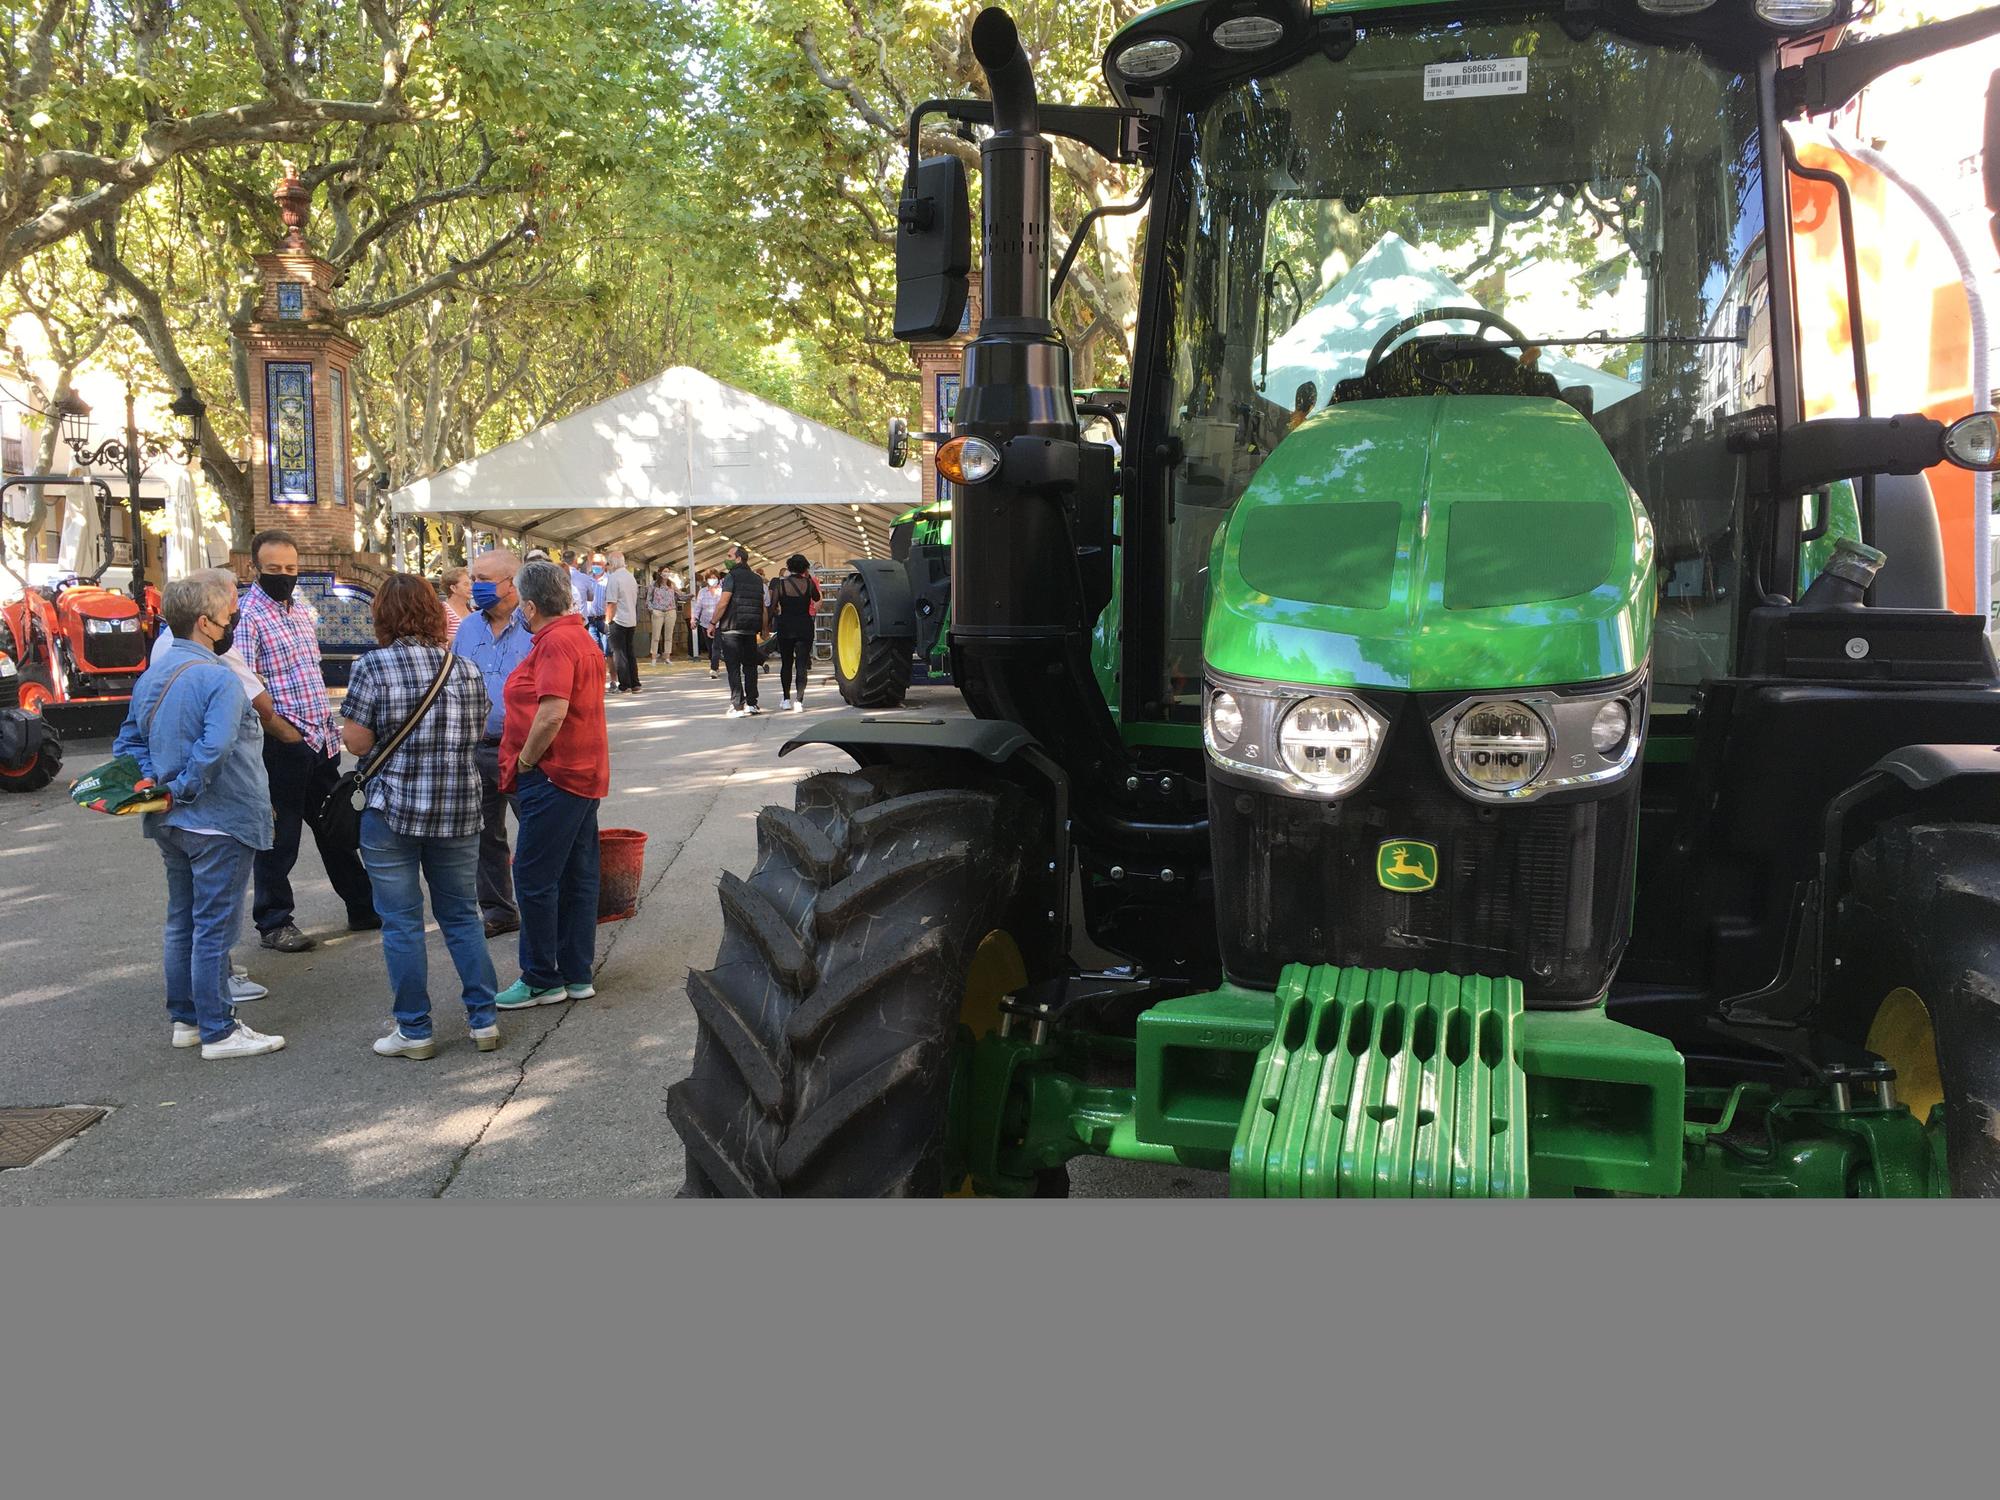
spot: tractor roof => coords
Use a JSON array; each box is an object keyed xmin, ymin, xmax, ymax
[{"xmin": 1106, "ymin": 0, "xmax": 1842, "ymax": 105}]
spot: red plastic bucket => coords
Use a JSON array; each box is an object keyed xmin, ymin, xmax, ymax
[{"xmin": 597, "ymin": 828, "xmax": 647, "ymax": 923}]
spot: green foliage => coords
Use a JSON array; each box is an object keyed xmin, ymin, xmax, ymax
[{"xmin": 4, "ymin": 0, "xmax": 1149, "ymax": 542}]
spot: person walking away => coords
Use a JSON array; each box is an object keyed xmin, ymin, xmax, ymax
[
  {"xmin": 341, "ymin": 574, "xmax": 500, "ymax": 1059},
  {"xmin": 494, "ymin": 559, "xmax": 610, "ymax": 1010},
  {"xmin": 648, "ymin": 570, "xmax": 679, "ymax": 662},
  {"xmin": 440, "ymin": 565, "xmax": 471, "ymax": 644},
  {"xmin": 234, "ymin": 530, "xmax": 377, "ymax": 951},
  {"xmin": 149, "ymin": 618, "xmax": 277, "ymax": 1006},
  {"xmin": 770, "ymin": 555, "xmax": 820, "ymax": 712},
  {"xmin": 713, "ymin": 545, "xmax": 768, "ymax": 719},
  {"xmin": 603, "ymin": 551, "xmax": 641, "ymax": 693},
  {"xmin": 114, "ymin": 570, "xmax": 285, "ymax": 1060},
  {"xmin": 693, "ymin": 573, "xmax": 722, "ymax": 678},
  {"xmin": 452, "ymin": 549, "xmax": 532, "ymax": 939}
]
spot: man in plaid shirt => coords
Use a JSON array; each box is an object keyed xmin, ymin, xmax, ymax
[{"xmin": 234, "ymin": 530, "xmax": 377, "ymax": 951}]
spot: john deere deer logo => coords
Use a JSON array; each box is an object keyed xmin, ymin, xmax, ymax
[{"xmin": 1377, "ymin": 840, "xmax": 1438, "ymax": 892}]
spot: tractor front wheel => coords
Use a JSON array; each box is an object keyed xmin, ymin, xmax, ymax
[
  {"xmin": 0, "ymin": 714, "xmax": 62, "ymax": 793},
  {"xmin": 1835, "ymin": 819, "xmax": 2000, "ymax": 1196},
  {"xmin": 668, "ymin": 765, "xmax": 1049, "ymax": 1196},
  {"xmin": 832, "ymin": 573, "xmax": 913, "ymax": 709}
]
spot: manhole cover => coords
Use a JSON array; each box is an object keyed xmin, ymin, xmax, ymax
[{"xmin": 0, "ymin": 1107, "xmax": 108, "ymax": 1169}]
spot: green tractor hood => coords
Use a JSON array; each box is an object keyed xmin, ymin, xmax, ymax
[{"xmin": 1205, "ymin": 396, "xmax": 1655, "ymax": 693}]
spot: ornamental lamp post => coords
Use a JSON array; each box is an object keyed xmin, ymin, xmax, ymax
[{"xmin": 55, "ymin": 385, "xmax": 206, "ymax": 604}]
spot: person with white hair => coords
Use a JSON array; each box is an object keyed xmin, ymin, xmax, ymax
[
  {"xmin": 602, "ymin": 550, "xmax": 640, "ymax": 693},
  {"xmin": 112, "ymin": 569, "xmax": 286, "ymax": 1060}
]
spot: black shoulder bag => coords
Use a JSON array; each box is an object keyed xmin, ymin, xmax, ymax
[{"xmin": 318, "ymin": 649, "xmax": 457, "ymax": 851}]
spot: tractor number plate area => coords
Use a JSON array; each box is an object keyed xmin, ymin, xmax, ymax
[{"xmin": 1230, "ymin": 966, "xmax": 1529, "ymax": 1198}]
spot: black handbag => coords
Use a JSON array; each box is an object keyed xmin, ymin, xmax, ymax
[{"xmin": 318, "ymin": 649, "xmax": 456, "ymax": 850}]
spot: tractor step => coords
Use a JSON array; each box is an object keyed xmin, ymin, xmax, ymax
[{"xmin": 1228, "ymin": 965, "xmax": 1529, "ymax": 1198}]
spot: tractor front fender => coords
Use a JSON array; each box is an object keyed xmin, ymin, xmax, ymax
[
  {"xmin": 783, "ymin": 715, "xmax": 1072, "ymax": 942},
  {"xmin": 847, "ymin": 558, "xmax": 918, "ymax": 640}
]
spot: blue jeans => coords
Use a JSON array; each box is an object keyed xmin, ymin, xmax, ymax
[
  {"xmin": 513, "ymin": 770, "xmax": 599, "ymax": 991},
  {"xmin": 359, "ymin": 811, "xmax": 498, "ymax": 1039},
  {"xmin": 158, "ymin": 826, "xmax": 255, "ymax": 1044}
]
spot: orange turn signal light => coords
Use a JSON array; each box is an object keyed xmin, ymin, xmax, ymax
[{"xmin": 935, "ymin": 435, "xmax": 1001, "ymax": 486}]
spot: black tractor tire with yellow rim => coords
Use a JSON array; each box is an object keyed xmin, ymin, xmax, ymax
[
  {"xmin": 832, "ymin": 572, "xmax": 913, "ymax": 709},
  {"xmin": 1833, "ymin": 818, "xmax": 2000, "ymax": 1196},
  {"xmin": 668, "ymin": 765, "xmax": 1054, "ymax": 1196}
]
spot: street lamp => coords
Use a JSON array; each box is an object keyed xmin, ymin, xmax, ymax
[{"xmin": 57, "ymin": 385, "xmax": 207, "ymax": 604}]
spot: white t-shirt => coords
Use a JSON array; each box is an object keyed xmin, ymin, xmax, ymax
[{"xmin": 151, "ymin": 624, "xmax": 267, "ymax": 703}]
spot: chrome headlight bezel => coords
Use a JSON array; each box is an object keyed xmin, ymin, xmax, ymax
[
  {"xmin": 1429, "ymin": 674, "xmax": 1648, "ymax": 805},
  {"xmin": 1203, "ymin": 671, "xmax": 1387, "ymax": 800}
]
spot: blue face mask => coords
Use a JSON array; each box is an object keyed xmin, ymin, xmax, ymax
[{"xmin": 471, "ymin": 580, "xmax": 502, "ymax": 611}]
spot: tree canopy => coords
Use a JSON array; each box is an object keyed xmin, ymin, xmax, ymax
[{"xmin": 1, "ymin": 1, "xmax": 1147, "ymax": 551}]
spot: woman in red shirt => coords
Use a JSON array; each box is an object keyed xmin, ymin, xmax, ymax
[{"xmin": 493, "ymin": 559, "xmax": 611, "ymax": 1009}]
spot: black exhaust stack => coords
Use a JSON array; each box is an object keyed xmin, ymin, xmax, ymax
[{"xmin": 949, "ymin": 8, "xmax": 1127, "ymax": 798}]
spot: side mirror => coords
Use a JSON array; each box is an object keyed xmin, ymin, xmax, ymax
[
  {"xmin": 887, "ymin": 417, "xmax": 910, "ymax": 469},
  {"xmin": 1943, "ymin": 411, "xmax": 2000, "ymax": 471},
  {"xmin": 893, "ymin": 155, "xmax": 971, "ymax": 342}
]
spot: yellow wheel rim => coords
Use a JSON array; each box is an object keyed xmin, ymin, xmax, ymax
[
  {"xmin": 836, "ymin": 601, "xmax": 863, "ymax": 680},
  {"xmin": 1867, "ymin": 987, "xmax": 1943, "ymax": 1123},
  {"xmin": 948, "ymin": 930, "xmax": 1029, "ymax": 1197}
]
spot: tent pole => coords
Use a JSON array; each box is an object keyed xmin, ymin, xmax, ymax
[{"xmin": 687, "ymin": 508, "xmax": 696, "ymax": 590}]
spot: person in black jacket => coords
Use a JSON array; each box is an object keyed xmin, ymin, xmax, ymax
[
  {"xmin": 712, "ymin": 546, "xmax": 769, "ymax": 718},
  {"xmin": 767, "ymin": 555, "xmax": 820, "ymax": 712}
]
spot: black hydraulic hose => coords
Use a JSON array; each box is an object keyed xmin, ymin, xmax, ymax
[
  {"xmin": 971, "ymin": 8, "xmax": 1039, "ymax": 136},
  {"xmin": 1051, "ymin": 175, "xmax": 1153, "ymax": 307}
]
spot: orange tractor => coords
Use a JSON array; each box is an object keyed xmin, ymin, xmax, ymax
[{"xmin": 0, "ymin": 476, "xmax": 154, "ymax": 791}]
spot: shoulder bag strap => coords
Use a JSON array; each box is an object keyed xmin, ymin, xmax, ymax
[
  {"xmin": 358, "ymin": 649, "xmax": 457, "ymax": 787},
  {"xmin": 141, "ymin": 659, "xmax": 208, "ymax": 737}
]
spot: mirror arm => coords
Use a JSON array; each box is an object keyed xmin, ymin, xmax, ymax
[{"xmin": 1779, "ymin": 8, "xmax": 2000, "ymax": 118}]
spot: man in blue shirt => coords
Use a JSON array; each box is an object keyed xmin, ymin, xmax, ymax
[{"xmin": 454, "ymin": 549, "xmax": 535, "ymax": 937}]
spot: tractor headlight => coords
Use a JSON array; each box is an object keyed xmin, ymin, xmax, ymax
[
  {"xmin": 1203, "ymin": 673, "xmax": 1385, "ymax": 799},
  {"xmin": 1432, "ymin": 676, "xmax": 1648, "ymax": 804},
  {"xmin": 1450, "ymin": 701, "xmax": 1550, "ymax": 793},
  {"xmin": 0, "ymin": 655, "xmax": 15, "ymax": 678},
  {"xmin": 1278, "ymin": 698, "xmax": 1381, "ymax": 795},
  {"xmin": 1206, "ymin": 689, "xmax": 1244, "ymax": 752}
]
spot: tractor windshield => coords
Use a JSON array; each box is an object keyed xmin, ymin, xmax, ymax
[{"xmin": 1155, "ymin": 14, "xmax": 1769, "ymax": 706}]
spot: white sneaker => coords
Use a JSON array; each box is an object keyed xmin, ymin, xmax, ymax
[
  {"xmin": 228, "ymin": 973, "xmax": 268, "ymax": 1003},
  {"xmin": 746, "ymin": 704, "xmax": 763, "ymax": 715},
  {"xmin": 172, "ymin": 1022, "xmax": 202, "ymax": 1049},
  {"xmin": 470, "ymin": 1024, "xmax": 501, "ymax": 1053},
  {"xmin": 373, "ymin": 1027, "xmax": 436, "ymax": 1060},
  {"xmin": 789, "ymin": 699, "xmax": 805, "ymax": 713},
  {"xmin": 725, "ymin": 706, "xmax": 749, "ymax": 719},
  {"xmin": 202, "ymin": 1023, "xmax": 286, "ymax": 1060},
  {"xmin": 780, "ymin": 697, "xmax": 793, "ymax": 711}
]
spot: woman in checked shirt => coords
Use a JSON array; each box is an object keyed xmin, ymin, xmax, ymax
[{"xmin": 340, "ymin": 574, "xmax": 502, "ymax": 1060}]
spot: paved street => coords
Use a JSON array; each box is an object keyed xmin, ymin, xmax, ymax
[{"xmin": 0, "ymin": 660, "xmax": 1215, "ymax": 1199}]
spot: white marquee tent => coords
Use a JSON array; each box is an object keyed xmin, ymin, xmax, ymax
[{"xmin": 387, "ymin": 365, "xmax": 923, "ymax": 580}]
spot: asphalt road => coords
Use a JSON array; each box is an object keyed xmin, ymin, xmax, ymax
[{"xmin": 0, "ymin": 659, "xmax": 1218, "ymax": 1199}]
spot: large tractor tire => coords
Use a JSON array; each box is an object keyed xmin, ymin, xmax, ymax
[
  {"xmin": 1833, "ymin": 819, "xmax": 2000, "ymax": 1196},
  {"xmin": 832, "ymin": 573, "xmax": 913, "ymax": 709},
  {"xmin": 668, "ymin": 765, "xmax": 1050, "ymax": 1197},
  {"xmin": 0, "ymin": 713, "xmax": 62, "ymax": 793}
]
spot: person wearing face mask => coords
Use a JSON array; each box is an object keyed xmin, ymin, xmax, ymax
[
  {"xmin": 233, "ymin": 528, "xmax": 378, "ymax": 952},
  {"xmin": 439, "ymin": 565, "xmax": 472, "ymax": 644},
  {"xmin": 692, "ymin": 573, "xmax": 722, "ymax": 678},
  {"xmin": 113, "ymin": 570, "xmax": 285, "ymax": 1060},
  {"xmin": 452, "ymin": 548, "xmax": 533, "ymax": 938}
]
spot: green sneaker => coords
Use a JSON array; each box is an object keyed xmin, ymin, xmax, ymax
[
  {"xmin": 566, "ymin": 981, "xmax": 597, "ymax": 1000},
  {"xmin": 495, "ymin": 979, "xmax": 566, "ymax": 1010}
]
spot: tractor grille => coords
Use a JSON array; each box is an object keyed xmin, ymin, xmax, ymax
[
  {"xmin": 78, "ymin": 628, "xmax": 148, "ymax": 670},
  {"xmin": 1209, "ymin": 707, "xmax": 1639, "ymax": 1009}
]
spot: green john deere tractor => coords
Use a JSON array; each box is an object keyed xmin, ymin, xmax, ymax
[
  {"xmin": 669, "ymin": 0, "xmax": 2000, "ymax": 1198},
  {"xmin": 830, "ymin": 496, "xmax": 953, "ymax": 708}
]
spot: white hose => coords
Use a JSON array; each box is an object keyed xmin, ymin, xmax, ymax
[{"xmin": 1823, "ymin": 130, "xmax": 1992, "ymax": 621}]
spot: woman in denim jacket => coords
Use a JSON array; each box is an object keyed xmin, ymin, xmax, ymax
[{"xmin": 113, "ymin": 569, "xmax": 284, "ymax": 1061}]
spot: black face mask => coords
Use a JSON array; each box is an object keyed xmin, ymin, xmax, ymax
[
  {"xmin": 257, "ymin": 572, "xmax": 298, "ymax": 604},
  {"xmin": 210, "ymin": 615, "xmax": 238, "ymax": 655}
]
